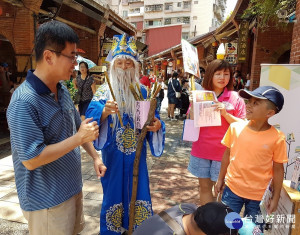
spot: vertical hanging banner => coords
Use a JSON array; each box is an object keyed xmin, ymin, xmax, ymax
[{"xmin": 238, "ymin": 20, "xmax": 249, "ymax": 62}]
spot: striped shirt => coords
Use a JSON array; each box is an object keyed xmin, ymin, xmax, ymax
[{"xmin": 7, "ymin": 70, "xmax": 82, "ymax": 211}]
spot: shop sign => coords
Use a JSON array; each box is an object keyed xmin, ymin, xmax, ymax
[
  {"xmin": 225, "ymin": 42, "xmax": 238, "ymax": 65},
  {"xmin": 238, "ymin": 21, "xmax": 249, "ymax": 62},
  {"xmin": 103, "ymin": 42, "xmax": 112, "ymax": 55}
]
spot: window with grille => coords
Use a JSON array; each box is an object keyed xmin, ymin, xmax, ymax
[
  {"xmin": 182, "ymin": 32, "xmax": 189, "ymax": 39},
  {"xmin": 165, "ymin": 3, "xmax": 172, "ymax": 10},
  {"xmin": 183, "ymin": 17, "xmax": 190, "ymax": 24},
  {"xmin": 183, "ymin": 1, "xmax": 191, "ymax": 9},
  {"xmin": 145, "ymin": 4, "xmax": 163, "ymax": 12},
  {"xmin": 165, "ymin": 18, "xmax": 171, "ymax": 25},
  {"xmin": 123, "ymin": 10, "xmax": 128, "ymax": 18}
]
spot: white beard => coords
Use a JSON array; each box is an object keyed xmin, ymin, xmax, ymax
[{"xmin": 110, "ymin": 67, "xmax": 140, "ymax": 129}]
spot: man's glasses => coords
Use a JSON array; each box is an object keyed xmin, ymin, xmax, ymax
[{"xmin": 47, "ymin": 49, "xmax": 78, "ymax": 64}]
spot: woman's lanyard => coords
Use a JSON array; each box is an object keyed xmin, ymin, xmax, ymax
[{"xmin": 217, "ymin": 90, "xmax": 224, "ymax": 99}]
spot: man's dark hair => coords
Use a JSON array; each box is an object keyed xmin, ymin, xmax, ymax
[
  {"xmin": 35, "ymin": 20, "xmax": 79, "ymax": 62},
  {"xmin": 200, "ymin": 67, "xmax": 206, "ymax": 73},
  {"xmin": 172, "ymin": 72, "xmax": 178, "ymax": 78},
  {"xmin": 234, "ymin": 70, "xmax": 241, "ymax": 77},
  {"xmin": 182, "ymin": 79, "xmax": 188, "ymax": 86}
]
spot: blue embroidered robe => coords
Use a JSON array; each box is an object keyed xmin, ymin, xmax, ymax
[{"xmin": 85, "ymin": 84, "xmax": 165, "ymax": 234}]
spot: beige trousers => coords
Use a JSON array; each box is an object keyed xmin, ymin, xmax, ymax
[{"xmin": 22, "ymin": 191, "xmax": 85, "ymax": 235}]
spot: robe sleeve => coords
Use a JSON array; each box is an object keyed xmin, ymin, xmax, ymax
[
  {"xmin": 85, "ymin": 85, "xmax": 113, "ymax": 151},
  {"xmin": 146, "ymin": 111, "xmax": 165, "ymax": 157},
  {"xmin": 140, "ymin": 84, "xmax": 165, "ymax": 157}
]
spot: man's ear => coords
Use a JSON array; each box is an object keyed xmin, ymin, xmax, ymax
[{"xmin": 43, "ymin": 50, "xmax": 53, "ymax": 65}]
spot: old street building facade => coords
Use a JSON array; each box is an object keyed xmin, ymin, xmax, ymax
[
  {"xmin": 0, "ymin": 0, "xmax": 136, "ymax": 133},
  {"xmin": 144, "ymin": 0, "xmax": 297, "ymax": 91}
]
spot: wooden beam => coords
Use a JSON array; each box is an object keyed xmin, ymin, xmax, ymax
[
  {"xmin": 232, "ymin": 19, "xmax": 239, "ymax": 31},
  {"xmin": 3, "ymin": 0, "xmax": 23, "ymax": 7},
  {"xmin": 39, "ymin": 9, "xmax": 97, "ymax": 35}
]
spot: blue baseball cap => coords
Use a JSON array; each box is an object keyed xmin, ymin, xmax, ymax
[{"xmin": 239, "ymin": 86, "xmax": 284, "ymax": 113}]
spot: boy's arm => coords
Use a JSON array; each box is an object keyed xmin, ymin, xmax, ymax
[
  {"xmin": 268, "ymin": 162, "xmax": 284, "ymax": 214},
  {"xmin": 215, "ymin": 147, "xmax": 230, "ymax": 194}
]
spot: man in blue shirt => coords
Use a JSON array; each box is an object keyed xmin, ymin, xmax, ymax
[{"xmin": 7, "ymin": 20, "xmax": 106, "ymax": 235}]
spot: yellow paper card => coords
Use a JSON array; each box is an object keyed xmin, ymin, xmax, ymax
[{"xmin": 268, "ymin": 66, "xmax": 291, "ymax": 90}]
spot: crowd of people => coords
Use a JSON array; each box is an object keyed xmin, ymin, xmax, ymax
[{"xmin": 6, "ymin": 20, "xmax": 288, "ymax": 235}]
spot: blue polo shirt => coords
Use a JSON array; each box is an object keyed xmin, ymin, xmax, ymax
[{"xmin": 7, "ymin": 70, "xmax": 82, "ymax": 211}]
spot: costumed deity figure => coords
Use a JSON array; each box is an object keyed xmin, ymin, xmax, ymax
[{"xmin": 86, "ymin": 34, "xmax": 165, "ymax": 234}]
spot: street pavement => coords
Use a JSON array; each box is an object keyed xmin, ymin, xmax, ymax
[{"xmin": 0, "ymin": 96, "xmax": 199, "ymax": 235}]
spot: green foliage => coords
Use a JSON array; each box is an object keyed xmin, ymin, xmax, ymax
[
  {"xmin": 242, "ymin": 0, "xmax": 296, "ymax": 29},
  {"xmin": 62, "ymin": 80, "xmax": 78, "ymax": 103}
]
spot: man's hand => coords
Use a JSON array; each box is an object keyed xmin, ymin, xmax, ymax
[
  {"xmin": 93, "ymin": 157, "xmax": 107, "ymax": 179},
  {"xmin": 146, "ymin": 117, "xmax": 161, "ymax": 132},
  {"xmin": 101, "ymin": 100, "xmax": 119, "ymax": 122},
  {"xmin": 76, "ymin": 118, "xmax": 99, "ymax": 144},
  {"xmin": 104, "ymin": 100, "xmax": 119, "ymax": 115}
]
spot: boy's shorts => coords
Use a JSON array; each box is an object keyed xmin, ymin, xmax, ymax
[
  {"xmin": 187, "ymin": 155, "xmax": 221, "ymax": 182},
  {"xmin": 22, "ymin": 191, "xmax": 85, "ymax": 235},
  {"xmin": 222, "ymin": 186, "xmax": 261, "ymax": 219}
]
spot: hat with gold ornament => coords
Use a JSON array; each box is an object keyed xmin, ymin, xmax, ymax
[{"xmin": 109, "ymin": 34, "xmax": 138, "ymax": 61}]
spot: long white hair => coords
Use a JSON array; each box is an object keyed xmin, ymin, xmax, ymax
[{"xmin": 110, "ymin": 55, "xmax": 140, "ymax": 129}]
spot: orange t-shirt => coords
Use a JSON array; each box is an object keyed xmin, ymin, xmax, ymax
[{"xmin": 222, "ymin": 121, "xmax": 288, "ymax": 201}]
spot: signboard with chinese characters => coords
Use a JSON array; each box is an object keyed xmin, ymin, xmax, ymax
[
  {"xmin": 225, "ymin": 42, "xmax": 238, "ymax": 65},
  {"xmin": 238, "ymin": 21, "xmax": 249, "ymax": 62}
]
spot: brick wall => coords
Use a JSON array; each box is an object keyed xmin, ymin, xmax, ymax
[
  {"xmin": 250, "ymin": 23, "xmax": 294, "ymax": 89},
  {"xmin": 290, "ymin": 0, "xmax": 300, "ymax": 63},
  {"xmin": 0, "ymin": 0, "xmax": 42, "ymax": 78}
]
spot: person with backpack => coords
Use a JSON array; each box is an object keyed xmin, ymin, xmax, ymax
[{"xmin": 167, "ymin": 72, "xmax": 181, "ymax": 121}]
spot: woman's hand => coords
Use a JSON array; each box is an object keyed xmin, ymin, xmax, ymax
[
  {"xmin": 212, "ymin": 102, "xmax": 227, "ymax": 116},
  {"xmin": 146, "ymin": 117, "xmax": 161, "ymax": 132}
]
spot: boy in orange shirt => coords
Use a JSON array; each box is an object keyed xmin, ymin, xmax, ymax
[{"xmin": 215, "ymin": 86, "xmax": 288, "ymax": 223}]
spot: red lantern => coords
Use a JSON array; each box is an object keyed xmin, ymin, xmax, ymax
[{"xmin": 212, "ymin": 41, "xmax": 218, "ymax": 47}]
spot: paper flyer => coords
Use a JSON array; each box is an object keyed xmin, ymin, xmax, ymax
[
  {"xmin": 192, "ymin": 90, "xmax": 218, "ymax": 103},
  {"xmin": 193, "ymin": 101, "xmax": 221, "ymax": 127},
  {"xmin": 192, "ymin": 90, "xmax": 221, "ymax": 127},
  {"xmin": 259, "ymin": 179, "xmax": 273, "ymax": 220}
]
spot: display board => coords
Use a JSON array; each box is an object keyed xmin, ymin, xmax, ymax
[{"xmin": 260, "ymin": 64, "xmax": 300, "ymax": 180}]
